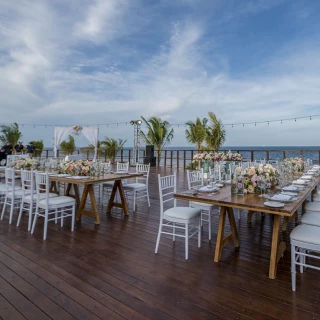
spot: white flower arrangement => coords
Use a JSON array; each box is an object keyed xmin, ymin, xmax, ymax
[
  {"xmin": 193, "ymin": 151, "xmax": 243, "ymax": 162},
  {"xmin": 72, "ymin": 125, "xmax": 83, "ymax": 135}
]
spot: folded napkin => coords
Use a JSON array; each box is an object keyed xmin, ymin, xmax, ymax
[
  {"xmin": 282, "ymin": 186, "xmax": 298, "ymax": 191},
  {"xmin": 293, "ymin": 179, "xmax": 306, "ymax": 185},
  {"xmin": 271, "ymin": 194, "xmax": 291, "ymax": 201},
  {"xmin": 300, "ymin": 175, "xmax": 313, "ymax": 180},
  {"xmin": 307, "ymin": 171, "xmax": 316, "ymax": 175},
  {"xmin": 57, "ymin": 174, "xmax": 70, "ymax": 177}
]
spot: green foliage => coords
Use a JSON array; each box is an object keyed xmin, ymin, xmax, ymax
[
  {"xmin": 0, "ymin": 122, "xmax": 22, "ymax": 147},
  {"xmin": 206, "ymin": 112, "xmax": 226, "ymax": 151},
  {"xmin": 60, "ymin": 135, "xmax": 76, "ymax": 155},
  {"xmin": 140, "ymin": 116, "xmax": 174, "ymax": 166},
  {"xmin": 81, "ymin": 140, "xmax": 104, "ymax": 158},
  {"xmin": 30, "ymin": 140, "xmax": 44, "ymax": 157},
  {"xmin": 185, "ymin": 117, "xmax": 208, "ymax": 151},
  {"xmin": 101, "ymin": 137, "xmax": 127, "ymax": 163}
]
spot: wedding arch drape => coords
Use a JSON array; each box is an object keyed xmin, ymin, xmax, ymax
[{"xmin": 53, "ymin": 126, "xmax": 99, "ymax": 161}]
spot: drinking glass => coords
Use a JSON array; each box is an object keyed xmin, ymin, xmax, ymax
[{"xmin": 258, "ymin": 177, "xmax": 266, "ymax": 197}]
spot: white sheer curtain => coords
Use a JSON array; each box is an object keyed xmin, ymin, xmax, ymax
[
  {"xmin": 82, "ymin": 127, "xmax": 99, "ymax": 161},
  {"xmin": 54, "ymin": 127, "xmax": 73, "ymax": 157}
]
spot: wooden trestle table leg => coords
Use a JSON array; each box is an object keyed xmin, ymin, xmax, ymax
[
  {"xmin": 76, "ymin": 184, "xmax": 100, "ymax": 224},
  {"xmin": 214, "ymin": 206, "xmax": 240, "ymax": 262},
  {"xmin": 106, "ymin": 180, "xmax": 129, "ymax": 215},
  {"xmin": 49, "ymin": 181, "xmax": 58, "ymax": 194},
  {"xmin": 269, "ymin": 215, "xmax": 285, "ymax": 279}
]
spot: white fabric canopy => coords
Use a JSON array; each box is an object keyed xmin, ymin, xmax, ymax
[
  {"xmin": 54, "ymin": 126, "xmax": 99, "ymax": 160},
  {"xmin": 82, "ymin": 127, "xmax": 99, "ymax": 161}
]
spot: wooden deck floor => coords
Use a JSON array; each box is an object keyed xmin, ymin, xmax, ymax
[{"xmin": 0, "ymin": 167, "xmax": 320, "ymax": 320}]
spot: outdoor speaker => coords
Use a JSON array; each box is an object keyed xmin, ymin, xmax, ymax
[
  {"xmin": 146, "ymin": 145, "xmax": 154, "ymax": 158},
  {"xmin": 144, "ymin": 156, "xmax": 156, "ymax": 167}
]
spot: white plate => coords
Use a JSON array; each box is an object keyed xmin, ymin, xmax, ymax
[
  {"xmin": 264, "ymin": 201, "xmax": 285, "ymax": 208},
  {"xmin": 196, "ymin": 186, "xmax": 219, "ymax": 193},
  {"xmin": 281, "ymin": 192, "xmax": 297, "ymax": 196},
  {"xmin": 57, "ymin": 174, "xmax": 70, "ymax": 177},
  {"xmin": 282, "ymin": 186, "xmax": 298, "ymax": 191},
  {"xmin": 215, "ymin": 183, "xmax": 224, "ymax": 187},
  {"xmin": 115, "ymin": 171, "xmax": 128, "ymax": 174}
]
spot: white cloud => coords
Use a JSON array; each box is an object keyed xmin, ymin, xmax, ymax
[
  {"xmin": 74, "ymin": 0, "xmax": 131, "ymax": 43},
  {"xmin": 0, "ymin": 0, "xmax": 319, "ymax": 147}
]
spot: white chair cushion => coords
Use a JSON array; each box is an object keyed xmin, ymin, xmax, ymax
[
  {"xmin": 313, "ymin": 194, "xmax": 320, "ymax": 202},
  {"xmin": 123, "ymin": 183, "xmax": 146, "ymax": 190},
  {"xmin": 290, "ymin": 224, "xmax": 320, "ymax": 245},
  {"xmin": 0, "ymin": 184, "xmax": 21, "ymax": 193},
  {"xmin": 304, "ymin": 202, "xmax": 320, "ymax": 212},
  {"xmin": 24, "ymin": 193, "xmax": 59, "ymax": 202},
  {"xmin": 301, "ymin": 212, "xmax": 320, "ymax": 227},
  {"xmin": 164, "ymin": 207, "xmax": 201, "ymax": 220},
  {"xmin": 7, "ymin": 189, "xmax": 36, "ymax": 198},
  {"xmin": 191, "ymin": 201, "xmax": 214, "ymax": 209},
  {"xmin": 38, "ymin": 196, "xmax": 75, "ymax": 209}
]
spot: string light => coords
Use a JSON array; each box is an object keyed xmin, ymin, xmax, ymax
[{"xmin": 0, "ymin": 114, "xmax": 319, "ymax": 129}]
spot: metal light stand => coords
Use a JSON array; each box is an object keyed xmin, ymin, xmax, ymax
[{"xmin": 131, "ymin": 120, "xmax": 142, "ymax": 165}]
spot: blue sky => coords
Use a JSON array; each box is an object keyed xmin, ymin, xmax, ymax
[{"xmin": 0, "ymin": 0, "xmax": 319, "ymax": 147}]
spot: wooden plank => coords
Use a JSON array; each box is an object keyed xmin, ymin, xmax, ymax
[
  {"xmin": 0, "ymin": 274, "xmax": 51, "ymax": 320},
  {"xmin": 0, "ymin": 294, "xmax": 26, "ymax": 320}
]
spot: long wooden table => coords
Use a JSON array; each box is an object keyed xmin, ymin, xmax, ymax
[
  {"xmin": 49, "ymin": 173, "xmax": 142, "ymax": 224},
  {"xmin": 174, "ymin": 177, "xmax": 319, "ymax": 279}
]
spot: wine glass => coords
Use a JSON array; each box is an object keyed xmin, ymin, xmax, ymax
[{"xmin": 258, "ymin": 177, "xmax": 266, "ymax": 197}]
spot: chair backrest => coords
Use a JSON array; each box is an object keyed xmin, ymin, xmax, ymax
[
  {"xmin": 117, "ymin": 162, "xmax": 129, "ymax": 172},
  {"xmin": 135, "ymin": 164, "xmax": 150, "ymax": 184},
  {"xmin": 4, "ymin": 168, "xmax": 15, "ymax": 193},
  {"xmin": 187, "ymin": 169, "xmax": 203, "ymax": 190},
  {"xmin": 158, "ymin": 172, "xmax": 176, "ymax": 216},
  {"xmin": 35, "ymin": 172, "xmax": 49, "ymax": 207},
  {"xmin": 21, "ymin": 169, "xmax": 34, "ymax": 199}
]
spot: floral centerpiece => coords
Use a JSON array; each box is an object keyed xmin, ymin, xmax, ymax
[
  {"xmin": 10, "ymin": 158, "xmax": 40, "ymax": 170},
  {"xmin": 193, "ymin": 151, "xmax": 243, "ymax": 163},
  {"xmin": 57, "ymin": 160, "xmax": 93, "ymax": 176},
  {"xmin": 242, "ymin": 163, "xmax": 279, "ymax": 194},
  {"xmin": 284, "ymin": 157, "xmax": 304, "ymax": 172},
  {"xmin": 72, "ymin": 125, "xmax": 83, "ymax": 136}
]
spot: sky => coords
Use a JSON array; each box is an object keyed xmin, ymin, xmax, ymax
[{"xmin": 0, "ymin": 0, "xmax": 320, "ymax": 148}]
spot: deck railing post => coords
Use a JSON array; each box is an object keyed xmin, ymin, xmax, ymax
[
  {"xmin": 300, "ymin": 150, "xmax": 304, "ymax": 159},
  {"xmin": 170, "ymin": 151, "xmax": 173, "ymax": 168},
  {"xmin": 266, "ymin": 151, "xmax": 269, "ymax": 161},
  {"xmin": 283, "ymin": 151, "xmax": 286, "ymax": 160},
  {"xmin": 128, "ymin": 150, "xmax": 131, "ymax": 164},
  {"xmin": 120, "ymin": 150, "xmax": 123, "ymax": 162},
  {"xmin": 177, "ymin": 151, "xmax": 179, "ymax": 169},
  {"xmin": 251, "ymin": 151, "xmax": 254, "ymax": 162},
  {"xmin": 164, "ymin": 150, "xmax": 167, "ymax": 167},
  {"xmin": 183, "ymin": 150, "xmax": 186, "ymax": 169}
]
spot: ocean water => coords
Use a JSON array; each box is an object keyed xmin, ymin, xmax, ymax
[{"xmin": 44, "ymin": 146, "xmax": 320, "ymax": 166}]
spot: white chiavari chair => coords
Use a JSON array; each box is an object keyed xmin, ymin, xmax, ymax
[
  {"xmin": 16, "ymin": 169, "xmax": 58, "ymax": 231},
  {"xmin": 187, "ymin": 169, "xmax": 217, "ymax": 240},
  {"xmin": 123, "ymin": 164, "xmax": 150, "ymax": 211},
  {"xmin": 31, "ymin": 172, "xmax": 76, "ymax": 240},
  {"xmin": 155, "ymin": 172, "xmax": 201, "ymax": 260}
]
